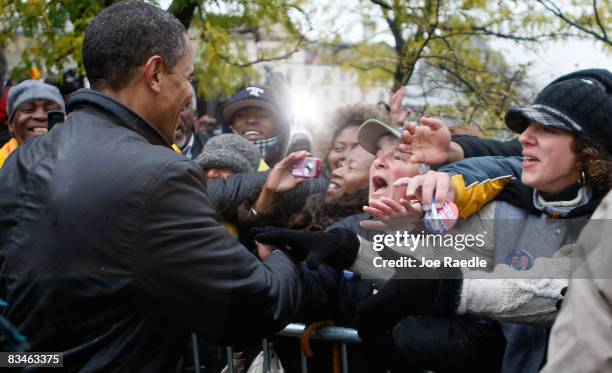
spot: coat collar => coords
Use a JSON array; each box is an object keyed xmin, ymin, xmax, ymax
[{"xmin": 66, "ymin": 89, "xmax": 173, "ymax": 149}]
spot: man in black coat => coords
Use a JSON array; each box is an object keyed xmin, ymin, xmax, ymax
[{"xmin": 0, "ymin": 2, "xmax": 302, "ymax": 371}]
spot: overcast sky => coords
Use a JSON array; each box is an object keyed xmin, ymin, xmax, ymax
[{"xmin": 495, "ymin": 39, "xmax": 611, "ymax": 89}]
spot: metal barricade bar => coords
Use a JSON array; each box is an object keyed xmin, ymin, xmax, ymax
[
  {"xmin": 276, "ymin": 323, "xmax": 362, "ymax": 344},
  {"xmin": 217, "ymin": 323, "xmax": 361, "ymax": 373}
]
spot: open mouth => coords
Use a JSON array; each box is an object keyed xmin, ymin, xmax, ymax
[
  {"xmin": 371, "ymin": 176, "xmax": 388, "ymax": 192},
  {"xmin": 28, "ymin": 127, "xmax": 48, "ymax": 135},
  {"xmin": 327, "ymin": 181, "xmax": 341, "ymax": 191},
  {"xmin": 243, "ymin": 130, "xmax": 262, "ymax": 140},
  {"xmin": 522, "ymin": 153, "xmax": 540, "ymax": 168}
]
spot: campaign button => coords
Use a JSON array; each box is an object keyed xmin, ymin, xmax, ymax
[{"xmin": 504, "ymin": 249, "xmax": 534, "ymax": 270}]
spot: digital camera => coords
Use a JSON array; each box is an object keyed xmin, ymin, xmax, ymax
[{"xmin": 292, "ymin": 157, "xmax": 322, "ymax": 178}]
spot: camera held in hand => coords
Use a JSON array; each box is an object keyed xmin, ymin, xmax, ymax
[{"xmin": 292, "ymin": 157, "xmax": 322, "ymax": 178}]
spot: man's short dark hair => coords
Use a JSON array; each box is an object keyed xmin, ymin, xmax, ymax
[{"xmin": 83, "ymin": 1, "xmax": 187, "ymax": 90}]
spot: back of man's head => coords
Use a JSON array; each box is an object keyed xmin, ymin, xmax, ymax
[{"xmin": 83, "ymin": 1, "xmax": 186, "ymax": 91}]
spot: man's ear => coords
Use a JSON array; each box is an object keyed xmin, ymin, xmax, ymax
[
  {"xmin": 7, "ymin": 118, "xmax": 14, "ymax": 136},
  {"xmin": 143, "ymin": 55, "xmax": 164, "ymax": 93}
]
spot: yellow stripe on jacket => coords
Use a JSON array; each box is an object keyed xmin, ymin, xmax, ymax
[
  {"xmin": 451, "ymin": 174, "xmax": 512, "ymax": 219},
  {"xmin": 0, "ymin": 138, "xmax": 19, "ymax": 169}
]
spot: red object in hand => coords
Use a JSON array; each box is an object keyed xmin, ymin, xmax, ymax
[{"xmin": 424, "ymin": 199, "xmax": 459, "ymax": 234}]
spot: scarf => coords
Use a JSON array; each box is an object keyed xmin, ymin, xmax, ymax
[
  {"xmin": 250, "ymin": 135, "xmax": 279, "ymax": 164},
  {"xmin": 533, "ymin": 185, "xmax": 593, "ymax": 217}
]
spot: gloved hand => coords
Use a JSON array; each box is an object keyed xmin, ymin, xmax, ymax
[
  {"xmin": 252, "ymin": 227, "xmax": 359, "ymax": 270},
  {"xmin": 355, "ymin": 256, "xmax": 462, "ymax": 339}
]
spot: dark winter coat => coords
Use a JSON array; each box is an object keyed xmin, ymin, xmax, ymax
[{"xmin": 0, "ymin": 89, "xmax": 301, "ymax": 372}]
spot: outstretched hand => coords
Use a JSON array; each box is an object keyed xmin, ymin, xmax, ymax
[
  {"xmin": 399, "ymin": 117, "xmax": 452, "ymax": 166},
  {"xmin": 361, "ymin": 197, "xmax": 423, "ymax": 231},
  {"xmin": 253, "ymin": 227, "xmax": 359, "ymax": 270},
  {"xmin": 393, "ymin": 171, "xmax": 456, "ymax": 212},
  {"xmin": 389, "ymin": 86, "xmax": 413, "ymax": 126}
]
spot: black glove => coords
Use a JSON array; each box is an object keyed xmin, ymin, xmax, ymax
[
  {"xmin": 252, "ymin": 227, "xmax": 359, "ymax": 270},
  {"xmin": 355, "ymin": 255, "xmax": 462, "ymax": 339}
]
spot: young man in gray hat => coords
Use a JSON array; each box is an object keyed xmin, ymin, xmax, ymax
[{"xmin": 0, "ymin": 79, "xmax": 65, "ymax": 168}]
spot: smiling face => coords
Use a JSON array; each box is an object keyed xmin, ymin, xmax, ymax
[
  {"xmin": 230, "ymin": 106, "xmax": 277, "ymax": 141},
  {"xmin": 326, "ymin": 146, "xmax": 374, "ymax": 201},
  {"xmin": 368, "ymin": 135, "xmax": 421, "ymax": 202},
  {"xmin": 9, "ymin": 100, "xmax": 63, "ymax": 145},
  {"xmin": 519, "ymin": 122, "xmax": 580, "ymax": 193},
  {"xmin": 327, "ymin": 126, "xmax": 360, "ymax": 171}
]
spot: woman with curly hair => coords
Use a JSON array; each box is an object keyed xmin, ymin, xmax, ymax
[
  {"xmin": 319, "ymin": 104, "xmax": 391, "ymax": 172},
  {"xmin": 238, "ymin": 104, "xmax": 389, "ymax": 230}
]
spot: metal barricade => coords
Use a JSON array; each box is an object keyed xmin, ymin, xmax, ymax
[{"xmin": 220, "ymin": 323, "xmax": 361, "ymax": 373}]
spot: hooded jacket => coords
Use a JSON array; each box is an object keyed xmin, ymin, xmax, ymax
[{"xmin": 0, "ymin": 89, "xmax": 301, "ymax": 372}]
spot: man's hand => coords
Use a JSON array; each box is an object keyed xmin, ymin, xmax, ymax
[
  {"xmin": 252, "ymin": 227, "xmax": 359, "ymax": 270},
  {"xmin": 399, "ymin": 117, "xmax": 453, "ymax": 166}
]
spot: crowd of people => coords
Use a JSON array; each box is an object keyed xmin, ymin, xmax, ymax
[{"xmin": 0, "ymin": 1, "xmax": 611, "ymax": 372}]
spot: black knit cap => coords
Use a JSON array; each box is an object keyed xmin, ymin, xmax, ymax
[{"xmin": 505, "ymin": 68, "xmax": 612, "ymax": 155}]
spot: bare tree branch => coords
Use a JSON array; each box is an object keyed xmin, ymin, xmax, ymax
[
  {"xmin": 369, "ymin": 0, "xmax": 393, "ymax": 11},
  {"xmin": 217, "ymin": 35, "xmax": 308, "ymax": 68},
  {"xmin": 537, "ymin": 0, "xmax": 611, "ymax": 46},
  {"xmin": 593, "ymin": 0, "xmax": 608, "ymax": 40},
  {"xmin": 470, "ymin": 26, "xmax": 547, "ymax": 42}
]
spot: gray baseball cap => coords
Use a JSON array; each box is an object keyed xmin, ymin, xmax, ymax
[
  {"xmin": 7, "ymin": 80, "xmax": 65, "ymax": 121},
  {"xmin": 357, "ymin": 119, "xmax": 402, "ymax": 155}
]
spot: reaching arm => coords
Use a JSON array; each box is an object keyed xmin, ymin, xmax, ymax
[{"xmin": 137, "ymin": 159, "xmax": 302, "ymax": 344}]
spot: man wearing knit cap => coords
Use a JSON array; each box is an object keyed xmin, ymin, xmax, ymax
[
  {"xmin": 0, "ymin": 79, "xmax": 65, "ymax": 168},
  {"xmin": 195, "ymin": 133, "xmax": 261, "ymax": 180},
  {"xmin": 220, "ymin": 86, "xmax": 289, "ymax": 167}
]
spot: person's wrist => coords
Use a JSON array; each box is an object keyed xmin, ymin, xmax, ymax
[
  {"xmin": 447, "ymin": 142, "xmax": 465, "ymax": 163},
  {"xmin": 255, "ymin": 188, "xmax": 279, "ymax": 212},
  {"xmin": 262, "ymin": 180, "xmax": 281, "ymax": 194}
]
